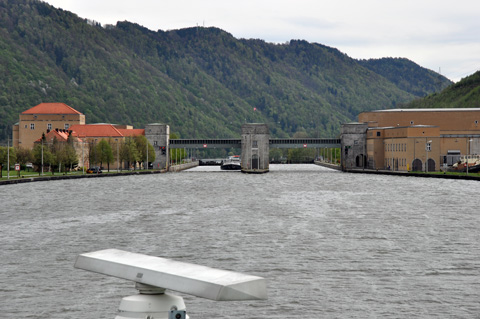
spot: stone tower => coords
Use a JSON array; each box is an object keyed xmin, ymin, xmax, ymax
[
  {"xmin": 145, "ymin": 123, "xmax": 169, "ymax": 170},
  {"xmin": 340, "ymin": 122, "xmax": 368, "ymax": 171},
  {"xmin": 241, "ymin": 123, "xmax": 270, "ymax": 174}
]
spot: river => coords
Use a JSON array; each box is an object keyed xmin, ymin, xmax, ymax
[{"xmin": 0, "ymin": 164, "xmax": 479, "ymax": 318}]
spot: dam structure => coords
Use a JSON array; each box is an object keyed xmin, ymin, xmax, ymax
[{"xmin": 145, "ymin": 123, "xmax": 341, "ymax": 174}]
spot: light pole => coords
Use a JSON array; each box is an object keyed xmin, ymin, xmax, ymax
[
  {"xmin": 81, "ymin": 138, "xmax": 85, "ymax": 175},
  {"xmin": 117, "ymin": 140, "xmax": 119, "ymax": 172},
  {"xmin": 7, "ymin": 137, "xmax": 10, "ymax": 180},
  {"xmin": 467, "ymin": 138, "xmax": 473, "ymax": 175},
  {"xmin": 426, "ymin": 139, "xmax": 432, "ymax": 172},
  {"xmin": 41, "ymin": 139, "xmax": 44, "ymax": 176}
]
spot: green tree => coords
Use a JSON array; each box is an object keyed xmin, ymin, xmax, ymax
[
  {"xmin": 49, "ymin": 137, "xmax": 61, "ymax": 174},
  {"xmin": 96, "ymin": 139, "xmax": 114, "ymax": 172},
  {"xmin": 269, "ymin": 148, "xmax": 285, "ymax": 163},
  {"xmin": 134, "ymin": 135, "xmax": 155, "ymax": 169},
  {"xmin": 0, "ymin": 146, "xmax": 17, "ymax": 178},
  {"xmin": 58, "ymin": 143, "xmax": 78, "ymax": 172},
  {"xmin": 287, "ymin": 132, "xmax": 316, "ymax": 163},
  {"xmin": 15, "ymin": 147, "xmax": 33, "ymax": 168},
  {"xmin": 168, "ymin": 132, "xmax": 186, "ymax": 165},
  {"xmin": 32, "ymin": 142, "xmax": 55, "ymax": 175},
  {"xmin": 120, "ymin": 137, "xmax": 139, "ymax": 169}
]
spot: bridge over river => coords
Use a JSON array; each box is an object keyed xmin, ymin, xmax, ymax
[{"xmin": 169, "ymin": 138, "xmax": 341, "ymax": 149}]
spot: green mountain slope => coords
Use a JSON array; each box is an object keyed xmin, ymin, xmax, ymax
[
  {"xmin": 401, "ymin": 71, "xmax": 480, "ymax": 109},
  {"xmin": 359, "ymin": 58, "xmax": 450, "ymax": 97},
  {"xmin": 0, "ymin": 0, "xmax": 452, "ymax": 143}
]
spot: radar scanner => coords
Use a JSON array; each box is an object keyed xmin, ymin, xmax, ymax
[{"xmin": 74, "ymin": 249, "xmax": 267, "ymax": 318}]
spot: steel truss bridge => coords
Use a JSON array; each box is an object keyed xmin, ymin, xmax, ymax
[{"xmin": 169, "ymin": 138, "xmax": 341, "ymax": 149}]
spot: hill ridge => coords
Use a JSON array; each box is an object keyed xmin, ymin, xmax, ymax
[{"xmin": 0, "ymin": 0, "xmax": 452, "ymax": 142}]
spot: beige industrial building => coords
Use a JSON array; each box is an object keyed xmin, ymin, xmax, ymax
[{"xmin": 343, "ymin": 108, "xmax": 480, "ymax": 172}]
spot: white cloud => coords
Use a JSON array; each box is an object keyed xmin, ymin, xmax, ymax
[{"xmin": 45, "ymin": 0, "xmax": 480, "ymax": 82}]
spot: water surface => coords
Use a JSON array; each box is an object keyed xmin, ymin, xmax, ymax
[{"xmin": 1, "ymin": 164, "xmax": 479, "ymax": 318}]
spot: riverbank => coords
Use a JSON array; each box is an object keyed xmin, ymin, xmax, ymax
[
  {"xmin": 314, "ymin": 161, "xmax": 341, "ymax": 171},
  {"xmin": 346, "ymin": 168, "xmax": 480, "ymax": 181},
  {"xmin": 0, "ymin": 161, "xmax": 199, "ymax": 186},
  {"xmin": 314, "ymin": 161, "xmax": 480, "ymax": 181}
]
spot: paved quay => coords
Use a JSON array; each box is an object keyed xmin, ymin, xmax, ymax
[
  {"xmin": 0, "ymin": 162, "xmax": 199, "ymax": 186},
  {"xmin": 314, "ymin": 161, "xmax": 480, "ymax": 181},
  {"xmin": 346, "ymin": 168, "xmax": 480, "ymax": 181}
]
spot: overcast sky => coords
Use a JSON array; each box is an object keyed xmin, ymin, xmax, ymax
[{"xmin": 45, "ymin": 0, "xmax": 480, "ymax": 82}]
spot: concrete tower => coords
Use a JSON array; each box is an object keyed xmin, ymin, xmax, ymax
[
  {"xmin": 241, "ymin": 123, "xmax": 270, "ymax": 174},
  {"xmin": 145, "ymin": 123, "xmax": 169, "ymax": 170}
]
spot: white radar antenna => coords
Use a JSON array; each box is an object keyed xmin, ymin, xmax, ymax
[{"xmin": 74, "ymin": 249, "xmax": 267, "ymax": 319}]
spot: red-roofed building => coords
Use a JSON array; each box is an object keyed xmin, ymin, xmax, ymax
[
  {"xmin": 13, "ymin": 103, "xmax": 85, "ymax": 149},
  {"xmin": 13, "ymin": 103, "xmax": 147, "ymax": 169},
  {"xmin": 34, "ymin": 128, "xmax": 90, "ymax": 169}
]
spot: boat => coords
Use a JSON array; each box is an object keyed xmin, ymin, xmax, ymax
[
  {"xmin": 450, "ymin": 155, "xmax": 480, "ymax": 172},
  {"xmin": 221, "ymin": 156, "xmax": 241, "ymax": 170}
]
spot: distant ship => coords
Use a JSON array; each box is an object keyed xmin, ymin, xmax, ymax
[{"xmin": 221, "ymin": 155, "xmax": 241, "ymax": 170}]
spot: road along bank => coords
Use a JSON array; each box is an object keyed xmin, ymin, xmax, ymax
[{"xmin": 0, "ymin": 162, "xmax": 199, "ymax": 186}]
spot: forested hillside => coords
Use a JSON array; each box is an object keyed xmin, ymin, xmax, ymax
[
  {"xmin": 359, "ymin": 58, "xmax": 448, "ymax": 97},
  {"xmin": 401, "ymin": 71, "xmax": 480, "ymax": 109},
  {"xmin": 0, "ymin": 0, "xmax": 452, "ymax": 143}
]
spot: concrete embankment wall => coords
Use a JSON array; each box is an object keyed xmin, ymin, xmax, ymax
[
  {"xmin": 314, "ymin": 161, "xmax": 479, "ymax": 181},
  {"xmin": 346, "ymin": 169, "xmax": 480, "ymax": 181},
  {"xmin": 314, "ymin": 161, "xmax": 341, "ymax": 171},
  {"xmin": 168, "ymin": 161, "xmax": 199, "ymax": 172}
]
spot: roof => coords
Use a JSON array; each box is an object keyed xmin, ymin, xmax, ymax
[
  {"xmin": 69, "ymin": 124, "xmax": 124, "ymax": 138},
  {"xmin": 69, "ymin": 124, "xmax": 144, "ymax": 138},
  {"xmin": 368, "ymin": 124, "xmax": 438, "ymax": 130},
  {"xmin": 369, "ymin": 108, "xmax": 480, "ymax": 113},
  {"xmin": 34, "ymin": 129, "xmax": 84, "ymax": 143},
  {"xmin": 22, "ymin": 103, "xmax": 83, "ymax": 115},
  {"xmin": 117, "ymin": 128, "xmax": 145, "ymax": 136}
]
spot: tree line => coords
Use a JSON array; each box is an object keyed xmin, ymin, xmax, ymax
[{"xmin": 0, "ymin": 135, "xmax": 156, "ymax": 177}]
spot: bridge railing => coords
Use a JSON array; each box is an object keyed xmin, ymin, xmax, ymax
[
  {"xmin": 269, "ymin": 138, "xmax": 341, "ymax": 148},
  {"xmin": 169, "ymin": 138, "xmax": 341, "ymax": 149},
  {"xmin": 169, "ymin": 139, "xmax": 241, "ymax": 149}
]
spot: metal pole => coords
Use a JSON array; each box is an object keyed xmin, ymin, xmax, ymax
[
  {"xmin": 7, "ymin": 137, "xmax": 9, "ymax": 180},
  {"xmin": 146, "ymin": 141, "xmax": 148, "ymax": 170},
  {"xmin": 413, "ymin": 138, "xmax": 415, "ymax": 171},
  {"xmin": 82, "ymin": 139, "xmax": 85, "ymax": 175},
  {"xmin": 41, "ymin": 139, "xmax": 44, "ymax": 176},
  {"xmin": 117, "ymin": 141, "xmax": 119, "ymax": 172},
  {"xmin": 467, "ymin": 138, "xmax": 472, "ymax": 175},
  {"xmin": 426, "ymin": 139, "xmax": 432, "ymax": 172}
]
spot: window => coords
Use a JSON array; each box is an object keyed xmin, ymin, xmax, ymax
[
  {"xmin": 154, "ymin": 141, "xmax": 158, "ymax": 146},
  {"xmin": 426, "ymin": 143, "xmax": 431, "ymax": 152},
  {"xmin": 24, "ymin": 124, "xmax": 28, "ymax": 129},
  {"xmin": 30, "ymin": 123, "xmax": 35, "ymax": 130},
  {"xmin": 252, "ymin": 140, "xmax": 258, "ymax": 148},
  {"xmin": 410, "ymin": 121, "xmax": 414, "ymax": 125},
  {"xmin": 47, "ymin": 123, "xmax": 52, "ymax": 131},
  {"xmin": 65, "ymin": 123, "xmax": 69, "ymax": 130},
  {"xmin": 376, "ymin": 132, "xmax": 381, "ymax": 137}
]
